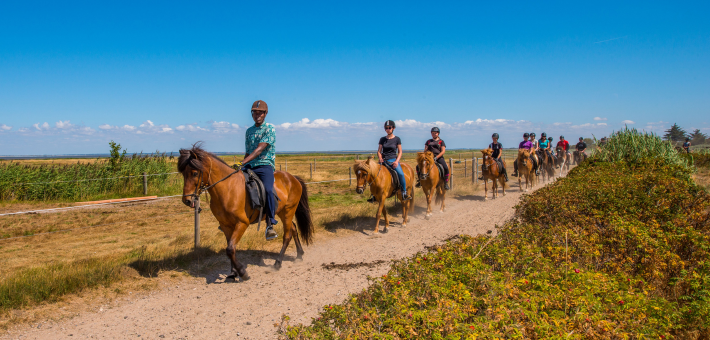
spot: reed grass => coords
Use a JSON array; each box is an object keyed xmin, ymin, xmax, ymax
[{"xmin": 592, "ymin": 127, "xmax": 692, "ymax": 170}]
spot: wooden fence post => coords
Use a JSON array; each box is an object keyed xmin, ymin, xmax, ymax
[
  {"xmin": 285, "ymin": 160, "xmax": 287, "ymax": 172},
  {"xmin": 194, "ymin": 197, "xmax": 200, "ymax": 248},
  {"xmin": 449, "ymin": 158, "xmax": 454, "ymax": 190},
  {"xmin": 142, "ymin": 172, "xmax": 148, "ymax": 195},
  {"xmin": 474, "ymin": 158, "xmax": 478, "ymax": 184},
  {"xmin": 310, "ymin": 163, "xmax": 313, "ymax": 179},
  {"xmin": 464, "ymin": 159, "xmax": 467, "ymax": 178}
]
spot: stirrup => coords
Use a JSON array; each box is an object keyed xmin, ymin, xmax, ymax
[
  {"xmin": 402, "ymin": 193, "xmax": 413, "ymax": 200},
  {"xmin": 444, "ymin": 182, "xmax": 450, "ymax": 190},
  {"xmin": 265, "ymin": 225, "xmax": 278, "ymax": 241}
]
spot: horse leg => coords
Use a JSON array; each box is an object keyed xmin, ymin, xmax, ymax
[
  {"xmin": 274, "ymin": 211, "xmax": 296, "ymax": 270},
  {"xmin": 500, "ymin": 177, "xmax": 506, "ymax": 196},
  {"xmin": 374, "ymin": 198, "xmax": 384, "ymax": 233},
  {"xmin": 224, "ymin": 223, "xmax": 250, "ymax": 281},
  {"xmin": 484, "ymin": 178, "xmax": 488, "ymax": 200},
  {"xmin": 381, "ymin": 198, "xmax": 390, "ymax": 234},
  {"xmin": 425, "ymin": 185, "xmax": 432, "ymax": 219},
  {"xmin": 292, "ymin": 222, "xmax": 305, "ymax": 261},
  {"xmin": 401, "ymin": 192, "xmax": 408, "ymax": 228}
]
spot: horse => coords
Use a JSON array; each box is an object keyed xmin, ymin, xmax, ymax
[
  {"xmin": 178, "ymin": 144, "xmax": 313, "ymax": 281},
  {"xmin": 480, "ymin": 148, "xmax": 507, "ymax": 200},
  {"xmin": 353, "ymin": 156, "xmax": 415, "ymax": 233},
  {"xmin": 555, "ymin": 145, "xmax": 570, "ymax": 176},
  {"xmin": 573, "ymin": 150, "xmax": 587, "ymax": 165},
  {"xmin": 537, "ymin": 148, "xmax": 555, "ymax": 182},
  {"xmin": 516, "ymin": 149, "xmax": 535, "ymax": 192},
  {"xmin": 415, "ymin": 151, "xmax": 445, "ymax": 219}
]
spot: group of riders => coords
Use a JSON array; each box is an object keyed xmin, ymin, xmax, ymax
[{"xmin": 237, "ymin": 100, "xmax": 589, "ymax": 241}]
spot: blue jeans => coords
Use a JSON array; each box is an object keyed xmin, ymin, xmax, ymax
[
  {"xmin": 384, "ymin": 159, "xmax": 407, "ymax": 195},
  {"xmin": 244, "ymin": 164, "xmax": 278, "ymax": 225}
]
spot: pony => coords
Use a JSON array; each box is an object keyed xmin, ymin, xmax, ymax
[
  {"xmin": 537, "ymin": 148, "xmax": 555, "ymax": 182},
  {"xmin": 555, "ymin": 145, "xmax": 570, "ymax": 176},
  {"xmin": 415, "ymin": 151, "xmax": 446, "ymax": 219},
  {"xmin": 480, "ymin": 148, "xmax": 507, "ymax": 200},
  {"xmin": 573, "ymin": 150, "xmax": 587, "ymax": 165},
  {"xmin": 178, "ymin": 143, "xmax": 313, "ymax": 281},
  {"xmin": 353, "ymin": 156, "xmax": 415, "ymax": 233},
  {"xmin": 516, "ymin": 149, "xmax": 535, "ymax": 192}
]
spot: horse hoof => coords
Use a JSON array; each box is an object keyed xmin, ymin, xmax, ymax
[
  {"xmin": 380, "ymin": 228, "xmax": 388, "ymax": 234},
  {"xmin": 425, "ymin": 215, "xmax": 430, "ymax": 220},
  {"xmin": 240, "ymin": 273, "xmax": 251, "ymax": 281},
  {"xmin": 274, "ymin": 261, "xmax": 282, "ymax": 270}
]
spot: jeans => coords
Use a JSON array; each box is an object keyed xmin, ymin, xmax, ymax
[
  {"xmin": 244, "ymin": 164, "xmax": 278, "ymax": 225},
  {"xmin": 384, "ymin": 159, "xmax": 407, "ymax": 195}
]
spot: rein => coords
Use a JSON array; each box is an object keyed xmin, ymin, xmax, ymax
[{"xmin": 183, "ymin": 157, "xmax": 241, "ymax": 201}]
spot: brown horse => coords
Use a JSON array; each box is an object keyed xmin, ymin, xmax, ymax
[
  {"xmin": 178, "ymin": 144, "xmax": 313, "ymax": 281},
  {"xmin": 480, "ymin": 148, "xmax": 507, "ymax": 200},
  {"xmin": 573, "ymin": 150, "xmax": 587, "ymax": 165},
  {"xmin": 537, "ymin": 149, "xmax": 555, "ymax": 182},
  {"xmin": 353, "ymin": 156, "xmax": 415, "ymax": 233},
  {"xmin": 516, "ymin": 149, "xmax": 535, "ymax": 192},
  {"xmin": 415, "ymin": 151, "xmax": 445, "ymax": 219},
  {"xmin": 555, "ymin": 145, "xmax": 570, "ymax": 177}
]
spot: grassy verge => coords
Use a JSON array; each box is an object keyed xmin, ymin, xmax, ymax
[{"xmin": 281, "ymin": 156, "xmax": 710, "ymax": 338}]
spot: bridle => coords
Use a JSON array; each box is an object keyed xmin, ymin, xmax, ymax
[
  {"xmin": 182, "ymin": 154, "xmax": 241, "ymax": 201},
  {"xmin": 419, "ymin": 157, "xmax": 434, "ymax": 180},
  {"xmin": 355, "ymin": 162, "xmax": 382, "ymax": 192}
]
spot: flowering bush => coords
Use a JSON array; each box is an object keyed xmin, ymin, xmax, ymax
[{"xmin": 281, "ymin": 158, "xmax": 710, "ymax": 339}]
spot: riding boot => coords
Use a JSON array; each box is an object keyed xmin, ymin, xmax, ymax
[
  {"xmin": 444, "ymin": 180, "xmax": 450, "ymax": 190},
  {"xmin": 367, "ymin": 195, "xmax": 377, "ymax": 203},
  {"xmin": 265, "ymin": 223, "xmax": 278, "ymax": 241},
  {"xmin": 503, "ymin": 168, "xmax": 509, "ymax": 182},
  {"xmin": 402, "ymin": 191, "xmax": 413, "ymax": 200},
  {"xmin": 415, "ymin": 178, "xmax": 421, "ymax": 188}
]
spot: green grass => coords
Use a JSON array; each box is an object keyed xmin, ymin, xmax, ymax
[{"xmin": 592, "ymin": 127, "xmax": 692, "ymax": 170}]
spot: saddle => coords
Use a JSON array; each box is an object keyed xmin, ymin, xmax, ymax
[
  {"xmin": 242, "ymin": 168, "xmax": 279, "ymax": 230},
  {"xmin": 382, "ymin": 162, "xmax": 403, "ymax": 198},
  {"xmin": 435, "ymin": 162, "xmax": 446, "ymax": 181}
]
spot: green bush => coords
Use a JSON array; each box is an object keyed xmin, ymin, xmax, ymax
[
  {"xmin": 593, "ymin": 127, "xmax": 692, "ymax": 171},
  {"xmin": 282, "ymin": 159, "xmax": 710, "ymax": 339}
]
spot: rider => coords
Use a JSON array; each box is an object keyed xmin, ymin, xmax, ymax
[
  {"xmin": 378, "ymin": 120, "xmax": 412, "ymax": 200},
  {"xmin": 416, "ymin": 127, "xmax": 450, "ymax": 190},
  {"xmin": 530, "ymin": 132, "xmax": 538, "ymax": 151},
  {"xmin": 241, "ymin": 100, "xmax": 278, "ymax": 241},
  {"xmin": 513, "ymin": 132, "xmax": 538, "ymax": 177},
  {"xmin": 683, "ymin": 138, "xmax": 691, "ymax": 153},
  {"xmin": 538, "ymin": 132, "xmax": 551, "ymax": 159},
  {"xmin": 479, "ymin": 133, "xmax": 509, "ymax": 182},
  {"xmin": 575, "ymin": 137, "xmax": 588, "ymax": 160},
  {"xmin": 557, "ymin": 135, "xmax": 571, "ymax": 162}
]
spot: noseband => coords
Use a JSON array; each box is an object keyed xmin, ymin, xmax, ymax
[{"xmin": 183, "ymin": 156, "xmax": 241, "ymax": 201}]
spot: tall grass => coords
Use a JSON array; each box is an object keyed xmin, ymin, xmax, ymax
[
  {"xmin": 0, "ymin": 153, "xmax": 176, "ymax": 201},
  {"xmin": 592, "ymin": 127, "xmax": 692, "ymax": 170}
]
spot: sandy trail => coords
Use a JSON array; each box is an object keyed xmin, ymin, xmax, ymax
[{"xmin": 4, "ymin": 181, "xmax": 545, "ymax": 340}]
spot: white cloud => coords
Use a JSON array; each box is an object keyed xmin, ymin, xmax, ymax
[
  {"xmin": 140, "ymin": 120, "xmax": 155, "ymax": 128},
  {"xmin": 33, "ymin": 122, "xmax": 50, "ymax": 130},
  {"xmin": 571, "ymin": 123, "xmax": 607, "ymax": 129},
  {"xmin": 209, "ymin": 121, "xmax": 240, "ymax": 133},
  {"xmin": 99, "ymin": 124, "xmax": 112, "ymax": 130},
  {"xmin": 278, "ymin": 118, "xmax": 345, "ymax": 129},
  {"xmin": 593, "ymin": 117, "xmax": 608, "ymax": 121},
  {"xmin": 55, "ymin": 120, "xmax": 72, "ymax": 129},
  {"xmin": 621, "ymin": 120, "xmax": 635, "ymax": 124},
  {"xmin": 0, "ymin": 124, "xmax": 11, "ymax": 131},
  {"xmin": 645, "ymin": 121, "xmax": 667, "ymax": 132}
]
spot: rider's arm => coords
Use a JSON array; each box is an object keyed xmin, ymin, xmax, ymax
[
  {"xmin": 395, "ymin": 144, "xmax": 403, "ymax": 165},
  {"xmin": 242, "ymin": 143, "xmax": 269, "ymax": 164},
  {"xmin": 437, "ymin": 146, "xmax": 446, "ymax": 160},
  {"xmin": 377, "ymin": 144, "xmax": 384, "ymax": 163}
]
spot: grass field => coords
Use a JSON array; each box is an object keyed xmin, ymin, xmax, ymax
[{"xmin": 0, "ymin": 150, "xmax": 519, "ymax": 328}]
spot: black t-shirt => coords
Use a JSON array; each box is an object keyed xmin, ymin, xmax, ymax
[
  {"xmin": 425, "ymin": 138, "xmax": 446, "ymax": 156},
  {"xmin": 576, "ymin": 142, "xmax": 587, "ymax": 151},
  {"xmin": 379, "ymin": 136, "xmax": 401, "ymax": 160},
  {"xmin": 489, "ymin": 142, "xmax": 502, "ymax": 158}
]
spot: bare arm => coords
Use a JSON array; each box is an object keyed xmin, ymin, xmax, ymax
[
  {"xmin": 377, "ymin": 144, "xmax": 384, "ymax": 163},
  {"xmin": 393, "ymin": 144, "xmax": 403, "ymax": 167},
  {"xmin": 242, "ymin": 142, "xmax": 269, "ymax": 164}
]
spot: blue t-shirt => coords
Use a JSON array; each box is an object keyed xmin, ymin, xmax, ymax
[
  {"xmin": 539, "ymin": 139, "xmax": 549, "ymax": 149},
  {"xmin": 245, "ymin": 123, "xmax": 276, "ymax": 169}
]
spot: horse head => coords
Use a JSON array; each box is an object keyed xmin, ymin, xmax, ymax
[
  {"xmin": 353, "ymin": 156, "xmax": 378, "ymax": 194},
  {"xmin": 416, "ymin": 151, "xmax": 435, "ymax": 180},
  {"xmin": 177, "ymin": 142, "xmax": 228, "ymax": 207},
  {"xmin": 517, "ymin": 148, "xmax": 531, "ymax": 167}
]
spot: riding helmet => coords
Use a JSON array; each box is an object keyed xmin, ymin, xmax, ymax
[
  {"xmin": 523, "ymin": 132, "xmax": 530, "ymax": 138},
  {"xmin": 541, "ymin": 132, "xmax": 547, "ymax": 137},
  {"xmin": 251, "ymin": 100, "xmax": 268, "ymax": 113},
  {"xmin": 384, "ymin": 120, "xmax": 396, "ymax": 128},
  {"xmin": 431, "ymin": 127, "xmax": 440, "ymax": 133},
  {"xmin": 560, "ymin": 135, "xmax": 564, "ymax": 139},
  {"xmin": 579, "ymin": 137, "xmax": 584, "ymax": 140},
  {"xmin": 530, "ymin": 132, "xmax": 536, "ymax": 137},
  {"xmin": 492, "ymin": 133, "xmax": 499, "ymax": 139}
]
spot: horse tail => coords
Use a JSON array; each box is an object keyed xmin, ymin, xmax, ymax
[
  {"xmin": 435, "ymin": 167, "xmax": 444, "ymax": 205},
  {"xmin": 294, "ymin": 176, "xmax": 314, "ymax": 245}
]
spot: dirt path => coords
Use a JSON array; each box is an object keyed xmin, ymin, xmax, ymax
[{"xmin": 4, "ymin": 183, "xmax": 544, "ymax": 340}]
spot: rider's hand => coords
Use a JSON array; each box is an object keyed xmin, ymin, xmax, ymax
[
  {"xmin": 393, "ymin": 161, "xmax": 399, "ymax": 168},
  {"xmin": 232, "ymin": 162, "xmax": 243, "ymax": 170}
]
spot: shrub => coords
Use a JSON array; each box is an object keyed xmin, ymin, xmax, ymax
[{"xmin": 593, "ymin": 127, "xmax": 692, "ymax": 171}]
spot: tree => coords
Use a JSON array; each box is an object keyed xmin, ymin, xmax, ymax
[
  {"xmin": 108, "ymin": 140, "xmax": 126, "ymax": 170},
  {"xmin": 689, "ymin": 129, "xmax": 708, "ymax": 144},
  {"xmin": 663, "ymin": 123, "xmax": 687, "ymax": 142}
]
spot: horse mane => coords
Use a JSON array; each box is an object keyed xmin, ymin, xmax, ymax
[
  {"xmin": 517, "ymin": 148, "xmax": 531, "ymax": 159},
  {"xmin": 416, "ymin": 151, "xmax": 435, "ymax": 164},
  {"xmin": 353, "ymin": 155, "xmax": 379, "ymax": 174},
  {"xmin": 481, "ymin": 148, "xmax": 493, "ymax": 156},
  {"xmin": 177, "ymin": 141, "xmax": 229, "ymax": 173}
]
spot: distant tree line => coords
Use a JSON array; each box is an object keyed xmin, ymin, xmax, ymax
[{"xmin": 663, "ymin": 123, "xmax": 708, "ymax": 144}]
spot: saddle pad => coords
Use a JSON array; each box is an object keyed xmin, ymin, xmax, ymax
[
  {"xmin": 435, "ymin": 162, "xmax": 445, "ymax": 180},
  {"xmin": 382, "ymin": 163, "xmax": 401, "ymax": 198}
]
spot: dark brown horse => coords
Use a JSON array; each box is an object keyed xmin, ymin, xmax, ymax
[
  {"xmin": 416, "ymin": 151, "xmax": 445, "ymax": 219},
  {"xmin": 178, "ymin": 144, "xmax": 313, "ymax": 281},
  {"xmin": 537, "ymin": 149, "xmax": 555, "ymax": 182},
  {"xmin": 353, "ymin": 156, "xmax": 415, "ymax": 233},
  {"xmin": 480, "ymin": 148, "xmax": 507, "ymax": 200}
]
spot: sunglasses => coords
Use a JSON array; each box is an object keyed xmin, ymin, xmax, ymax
[
  {"xmin": 385, "ymin": 127, "xmax": 394, "ymax": 130},
  {"xmin": 251, "ymin": 110, "xmax": 266, "ymax": 115}
]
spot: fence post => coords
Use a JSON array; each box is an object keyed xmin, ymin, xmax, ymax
[
  {"xmin": 142, "ymin": 172, "xmax": 148, "ymax": 195},
  {"xmin": 314, "ymin": 158, "xmax": 316, "ymax": 172},
  {"xmin": 356, "ymin": 154, "xmax": 359, "ymax": 160},
  {"xmin": 194, "ymin": 197, "xmax": 200, "ymax": 249},
  {"xmin": 279, "ymin": 164, "xmax": 282, "ymax": 171},
  {"xmin": 285, "ymin": 160, "xmax": 287, "ymax": 172},
  {"xmin": 464, "ymin": 159, "xmax": 467, "ymax": 178},
  {"xmin": 474, "ymin": 158, "xmax": 478, "ymax": 184},
  {"xmin": 349, "ymin": 167, "xmax": 352, "ymax": 186},
  {"xmin": 310, "ymin": 163, "xmax": 313, "ymax": 179},
  {"xmin": 449, "ymin": 158, "xmax": 453, "ymax": 190}
]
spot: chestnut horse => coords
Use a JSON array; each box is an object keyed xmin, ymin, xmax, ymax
[
  {"xmin": 555, "ymin": 145, "xmax": 570, "ymax": 177},
  {"xmin": 178, "ymin": 144, "xmax": 313, "ymax": 281},
  {"xmin": 537, "ymin": 149, "xmax": 555, "ymax": 182},
  {"xmin": 480, "ymin": 148, "xmax": 507, "ymax": 200},
  {"xmin": 416, "ymin": 151, "xmax": 445, "ymax": 219},
  {"xmin": 353, "ymin": 156, "xmax": 415, "ymax": 233},
  {"xmin": 516, "ymin": 149, "xmax": 535, "ymax": 192}
]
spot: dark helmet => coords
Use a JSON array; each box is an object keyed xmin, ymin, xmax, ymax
[
  {"xmin": 579, "ymin": 137, "xmax": 584, "ymax": 140},
  {"xmin": 549, "ymin": 137, "xmax": 554, "ymax": 141},
  {"xmin": 523, "ymin": 132, "xmax": 530, "ymax": 138},
  {"xmin": 384, "ymin": 120, "xmax": 396, "ymax": 128},
  {"xmin": 251, "ymin": 100, "xmax": 268, "ymax": 113},
  {"xmin": 492, "ymin": 133, "xmax": 499, "ymax": 139},
  {"xmin": 530, "ymin": 132, "xmax": 536, "ymax": 137},
  {"xmin": 431, "ymin": 127, "xmax": 440, "ymax": 133},
  {"xmin": 541, "ymin": 132, "xmax": 547, "ymax": 137},
  {"xmin": 686, "ymin": 138, "xmax": 690, "ymax": 141},
  {"xmin": 560, "ymin": 135, "xmax": 565, "ymax": 139}
]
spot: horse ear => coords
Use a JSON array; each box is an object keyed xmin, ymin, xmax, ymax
[
  {"xmin": 367, "ymin": 155, "xmax": 373, "ymax": 161},
  {"xmin": 189, "ymin": 150, "xmax": 197, "ymax": 159},
  {"xmin": 425, "ymin": 151, "xmax": 432, "ymax": 157}
]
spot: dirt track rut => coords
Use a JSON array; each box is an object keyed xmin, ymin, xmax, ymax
[{"xmin": 4, "ymin": 184, "xmax": 543, "ymax": 340}]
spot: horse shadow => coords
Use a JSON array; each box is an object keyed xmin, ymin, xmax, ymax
[
  {"xmin": 452, "ymin": 195, "xmax": 486, "ymax": 202},
  {"xmin": 323, "ymin": 201, "xmax": 418, "ymax": 234}
]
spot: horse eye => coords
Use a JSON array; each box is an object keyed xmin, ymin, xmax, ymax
[{"xmin": 192, "ymin": 171, "xmax": 198, "ymax": 177}]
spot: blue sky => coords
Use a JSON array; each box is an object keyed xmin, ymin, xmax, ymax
[{"xmin": 1, "ymin": 1, "xmax": 708, "ymax": 155}]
